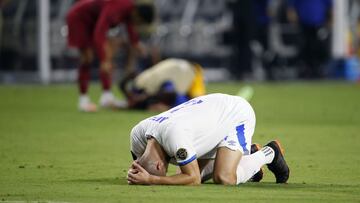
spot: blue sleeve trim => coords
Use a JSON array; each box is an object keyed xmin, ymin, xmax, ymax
[{"xmin": 178, "ymin": 155, "xmax": 197, "ymax": 166}]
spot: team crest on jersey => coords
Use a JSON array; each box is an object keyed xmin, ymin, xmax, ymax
[{"xmin": 176, "ymin": 148, "xmax": 187, "ymax": 160}]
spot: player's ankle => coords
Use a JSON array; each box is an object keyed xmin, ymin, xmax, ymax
[{"xmin": 261, "ymin": 146, "xmax": 275, "ymax": 164}]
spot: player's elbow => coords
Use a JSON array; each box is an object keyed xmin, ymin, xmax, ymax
[
  {"xmin": 190, "ymin": 177, "xmax": 201, "ymax": 186},
  {"xmin": 187, "ymin": 174, "xmax": 201, "ymax": 186},
  {"xmin": 213, "ymin": 173, "xmax": 237, "ymax": 185}
]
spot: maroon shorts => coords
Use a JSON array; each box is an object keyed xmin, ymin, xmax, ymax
[{"xmin": 66, "ymin": 13, "xmax": 93, "ymax": 49}]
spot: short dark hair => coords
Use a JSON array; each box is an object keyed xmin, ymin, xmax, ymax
[{"xmin": 135, "ymin": 4, "xmax": 155, "ymax": 24}]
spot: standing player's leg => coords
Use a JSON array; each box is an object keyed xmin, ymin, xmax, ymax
[
  {"xmin": 78, "ymin": 48, "xmax": 97, "ymax": 112},
  {"xmin": 66, "ymin": 11, "xmax": 97, "ymax": 112},
  {"xmin": 99, "ymin": 40, "xmax": 123, "ymax": 109}
]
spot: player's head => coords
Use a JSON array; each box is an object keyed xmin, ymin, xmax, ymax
[
  {"xmin": 133, "ymin": 4, "xmax": 155, "ymax": 24},
  {"xmin": 137, "ymin": 138, "xmax": 169, "ymax": 176}
]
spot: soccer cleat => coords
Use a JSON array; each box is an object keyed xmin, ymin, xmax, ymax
[
  {"xmin": 99, "ymin": 92, "xmax": 124, "ymax": 109},
  {"xmin": 78, "ymin": 96, "xmax": 97, "ymax": 112},
  {"xmin": 249, "ymin": 143, "xmax": 264, "ymax": 182},
  {"xmin": 265, "ymin": 140, "xmax": 290, "ymax": 183}
]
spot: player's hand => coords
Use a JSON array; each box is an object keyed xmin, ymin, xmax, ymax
[
  {"xmin": 127, "ymin": 161, "xmax": 152, "ymax": 185},
  {"xmin": 127, "ymin": 166, "xmax": 139, "ymax": 184}
]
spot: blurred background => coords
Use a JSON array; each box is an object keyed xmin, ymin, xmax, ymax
[{"xmin": 0, "ymin": 0, "xmax": 360, "ymax": 84}]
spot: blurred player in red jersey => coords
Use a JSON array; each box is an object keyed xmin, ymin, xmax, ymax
[{"xmin": 66, "ymin": 0, "xmax": 154, "ymax": 112}]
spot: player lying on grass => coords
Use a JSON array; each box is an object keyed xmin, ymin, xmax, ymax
[
  {"xmin": 127, "ymin": 93, "xmax": 290, "ymax": 185},
  {"xmin": 119, "ymin": 58, "xmax": 206, "ymax": 112}
]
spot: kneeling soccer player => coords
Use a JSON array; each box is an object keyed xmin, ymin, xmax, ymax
[
  {"xmin": 119, "ymin": 58, "xmax": 206, "ymax": 112},
  {"xmin": 127, "ymin": 93, "xmax": 290, "ymax": 185}
]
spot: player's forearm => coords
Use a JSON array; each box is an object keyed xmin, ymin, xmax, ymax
[{"xmin": 149, "ymin": 173, "xmax": 201, "ymax": 185}]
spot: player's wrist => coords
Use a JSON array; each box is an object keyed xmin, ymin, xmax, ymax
[{"xmin": 148, "ymin": 174, "xmax": 157, "ymax": 185}]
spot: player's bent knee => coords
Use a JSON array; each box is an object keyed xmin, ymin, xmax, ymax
[{"xmin": 213, "ymin": 172, "xmax": 237, "ymax": 185}]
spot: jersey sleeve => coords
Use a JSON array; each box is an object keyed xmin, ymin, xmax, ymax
[{"xmin": 157, "ymin": 126, "xmax": 197, "ymax": 166}]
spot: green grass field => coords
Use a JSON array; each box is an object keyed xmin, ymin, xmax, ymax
[{"xmin": 0, "ymin": 82, "xmax": 359, "ymax": 203}]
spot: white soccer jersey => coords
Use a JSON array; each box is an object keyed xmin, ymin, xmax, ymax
[{"xmin": 130, "ymin": 93, "xmax": 256, "ymax": 166}]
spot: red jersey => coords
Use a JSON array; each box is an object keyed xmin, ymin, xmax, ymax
[{"xmin": 67, "ymin": 0, "xmax": 139, "ymax": 62}]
